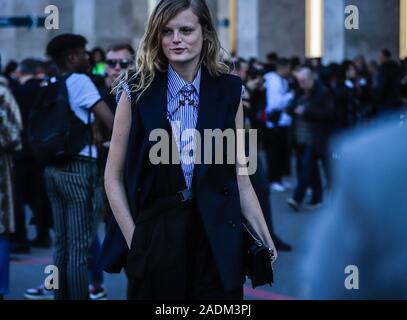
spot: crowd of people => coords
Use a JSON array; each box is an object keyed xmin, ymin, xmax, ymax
[
  {"xmin": 231, "ymin": 49, "xmax": 406, "ymax": 212},
  {"xmin": 0, "ymin": 30, "xmax": 406, "ymax": 300}
]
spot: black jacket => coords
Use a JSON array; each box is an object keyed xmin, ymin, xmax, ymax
[
  {"xmin": 376, "ymin": 61, "xmax": 402, "ymax": 109},
  {"xmin": 290, "ymin": 81, "xmax": 336, "ymax": 155}
]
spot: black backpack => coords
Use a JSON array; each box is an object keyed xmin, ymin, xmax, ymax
[{"xmin": 28, "ymin": 74, "xmax": 92, "ymax": 165}]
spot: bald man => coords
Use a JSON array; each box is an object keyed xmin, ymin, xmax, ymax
[{"xmin": 287, "ymin": 68, "xmax": 335, "ymax": 211}]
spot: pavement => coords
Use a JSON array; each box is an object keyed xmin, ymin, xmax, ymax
[{"xmin": 8, "ymin": 177, "xmax": 329, "ymax": 301}]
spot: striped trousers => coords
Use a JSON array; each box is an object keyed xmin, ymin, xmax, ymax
[{"xmin": 44, "ymin": 157, "xmax": 98, "ymax": 300}]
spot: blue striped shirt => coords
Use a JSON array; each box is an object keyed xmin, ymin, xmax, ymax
[
  {"xmin": 116, "ymin": 66, "xmax": 202, "ymax": 189},
  {"xmin": 167, "ymin": 65, "xmax": 201, "ymax": 190}
]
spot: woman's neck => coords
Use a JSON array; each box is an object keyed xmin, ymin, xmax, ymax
[{"xmin": 170, "ymin": 60, "xmax": 200, "ymax": 84}]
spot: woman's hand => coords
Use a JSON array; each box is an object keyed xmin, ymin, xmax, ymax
[
  {"xmin": 235, "ymin": 99, "xmax": 278, "ymax": 265},
  {"xmin": 267, "ymin": 239, "xmax": 278, "ymax": 265}
]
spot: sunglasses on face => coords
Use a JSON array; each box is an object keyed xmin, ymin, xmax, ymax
[{"xmin": 106, "ymin": 59, "xmax": 133, "ymax": 69}]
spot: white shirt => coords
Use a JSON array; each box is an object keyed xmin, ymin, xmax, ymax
[
  {"xmin": 66, "ymin": 73, "xmax": 102, "ymax": 158},
  {"xmin": 264, "ymin": 72, "xmax": 294, "ymax": 128}
]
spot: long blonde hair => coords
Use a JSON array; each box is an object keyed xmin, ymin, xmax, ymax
[{"xmin": 115, "ymin": 0, "xmax": 229, "ymax": 101}]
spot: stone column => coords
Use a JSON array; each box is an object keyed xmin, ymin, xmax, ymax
[
  {"xmin": 217, "ymin": 0, "xmax": 231, "ymax": 53},
  {"xmin": 93, "ymin": 0, "xmax": 148, "ymax": 50},
  {"xmin": 73, "ymin": 0, "xmax": 95, "ymax": 47},
  {"xmin": 343, "ymin": 0, "xmax": 399, "ymax": 62},
  {"xmin": 323, "ymin": 0, "xmax": 345, "ymax": 64},
  {"xmin": 237, "ymin": 0, "xmax": 259, "ymax": 59}
]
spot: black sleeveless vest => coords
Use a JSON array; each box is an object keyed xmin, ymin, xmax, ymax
[{"xmin": 103, "ymin": 67, "xmax": 245, "ymax": 292}]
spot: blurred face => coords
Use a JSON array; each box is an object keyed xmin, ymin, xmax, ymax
[
  {"xmin": 239, "ymin": 62, "xmax": 249, "ymax": 82},
  {"xmin": 69, "ymin": 47, "xmax": 90, "ymax": 73},
  {"xmin": 346, "ymin": 65, "xmax": 357, "ymax": 79},
  {"xmin": 277, "ymin": 65, "xmax": 291, "ymax": 79},
  {"xmin": 93, "ymin": 51, "xmax": 104, "ymax": 63},
  {"xmin": 296, "ymin": 73, "xmax": 314, "ymax": 91},
  {"xmin": 161, "ymin": 8, "xmax": 204, "ymax": 69},
  {"xmin": 354, "ymin": 57, "xmax": 364, "ymax": 71},
  {"xmin": 106, "ymin": 49, "xmax": 134, "ymax": 83},
  {"xmin": 379, "ymin": 52, "xmax": 388, "ymax": 65}
]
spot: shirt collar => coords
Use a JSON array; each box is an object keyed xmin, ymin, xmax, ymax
[{"xmin": 168, "ymin": 64, "xmax": 201, "ymax": 99}]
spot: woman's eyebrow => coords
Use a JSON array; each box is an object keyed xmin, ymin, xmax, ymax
[{"xmin": 165, "ymin": 24, "xmax": 195, "ymax": 29}]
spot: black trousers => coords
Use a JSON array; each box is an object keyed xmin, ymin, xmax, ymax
[
  {"xmin": 126, "ymin": 199, "xmax": 243, "ymax": 300},
  {"xmin": 265, "ymin": 126, "xmax": 291, "ymax": 183},
  {"xmin": 12, "ymin": 158, "xmax": 52, "ymax": 244},
  {"xmin": 293, "ymin": 144, "xmax": 323, "ymax": 204}
]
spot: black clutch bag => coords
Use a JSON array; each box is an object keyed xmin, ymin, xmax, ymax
[{"xmin": 243, "ymin": 221, "xmax": 274, "ymax": 289}]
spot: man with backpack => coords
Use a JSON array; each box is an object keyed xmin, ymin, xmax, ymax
[{"xmin": 29, "ymin": 34, "xmax": 114, "ymax": 300}]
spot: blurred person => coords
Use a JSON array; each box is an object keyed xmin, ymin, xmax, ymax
[
  {"xmin": 302, "ymin": 117, "xmax": 407, "ymax": 299},
  {"xmin": 10, "ymin": 59, "xmax": 52, "ymax": 253},
  {"xmin": 265, "ymin": 52, "xmax": 278, "ymax": 72},
  {"xmin": 0, "ymin": 81, "xmax": 23, "ymax": 300},
  {"xmin": 93, "ymin": 43, "xmax": 136, "ymax": 225},
  {"xmin": 264, "ymin": 58, "xmax": 294, "ymax": 192},
  {"xmin": 36, "ymin": 33, "xmax": 114, "ymax": 300},
  {"xmin": 231, "ymin": 58, "xmax": 249, "ymax": 83},
  {"xmin": 330, "ymin": 63, "xmax": 351, "ymax": 133},
  {"xmin": 250, "ymin": 59, "xmax": 265, "ymax": 73},
  {"xmin": 102, "ymin": 0, "xmax": 276, "ymax": 300},
  {"xmin": 3, "ymin": 61, "xmax": 19, "ymax": 93},
  {"xmin": 287, "ymin": 68, "xmax": 335, "ymax": 211},
  {"xmin": 244, "ymin": 68, "xmax": 267, "ymax": 139},
  {"xmin": 101, "ymin": 43, "xmax": 136, "ymax": 113},
  {"xmin": 399, "ymin": 58, "xmax": 407, "ymax": 106},
  {"xmin": 343, "ymin": 61, "xmax": 367, "ymax": 125},
  {"xmin": 4, "ymin": 61, "xmax": 18, "ymax": 80},
  {"xmin": 375, "ymin": 49, "xmax": 402, "ymax": 114},
  {"xmin": 234, "ymin": 61, "xmax": 291, "ymax": 251},
  {"xmin": 91, "ymin": 47, "xmax": 107, "ymax": 76},
  {"xmin": 42, "ymin": 60, "xmax": 59, "ymax": 80},
  {"xmin": 352, "ymin": 56, "xmax": 373, "ymax": 118},
  {"xmin": 305, "ymin": 58, "xmax": 322, "ymax": 74},
  {"xmin": 33, "ymin": 60, "xmax": 47, "ymax": 80},
  {"xmin": 290, "ymin": 56, "xmax": 301, "ymax": 71},
  {"xmin": 91, "ymin": 43, "xmax": 136, "ymax": 298}
]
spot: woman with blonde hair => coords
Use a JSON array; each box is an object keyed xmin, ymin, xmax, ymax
[{"xmin": 102, "ymin": 0, "xmax": 277, "ymax": 300}]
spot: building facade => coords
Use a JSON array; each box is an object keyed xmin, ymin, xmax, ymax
[{"xmin": 0, "ymin": 0, "xmax": 402, "ymax": 66}]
